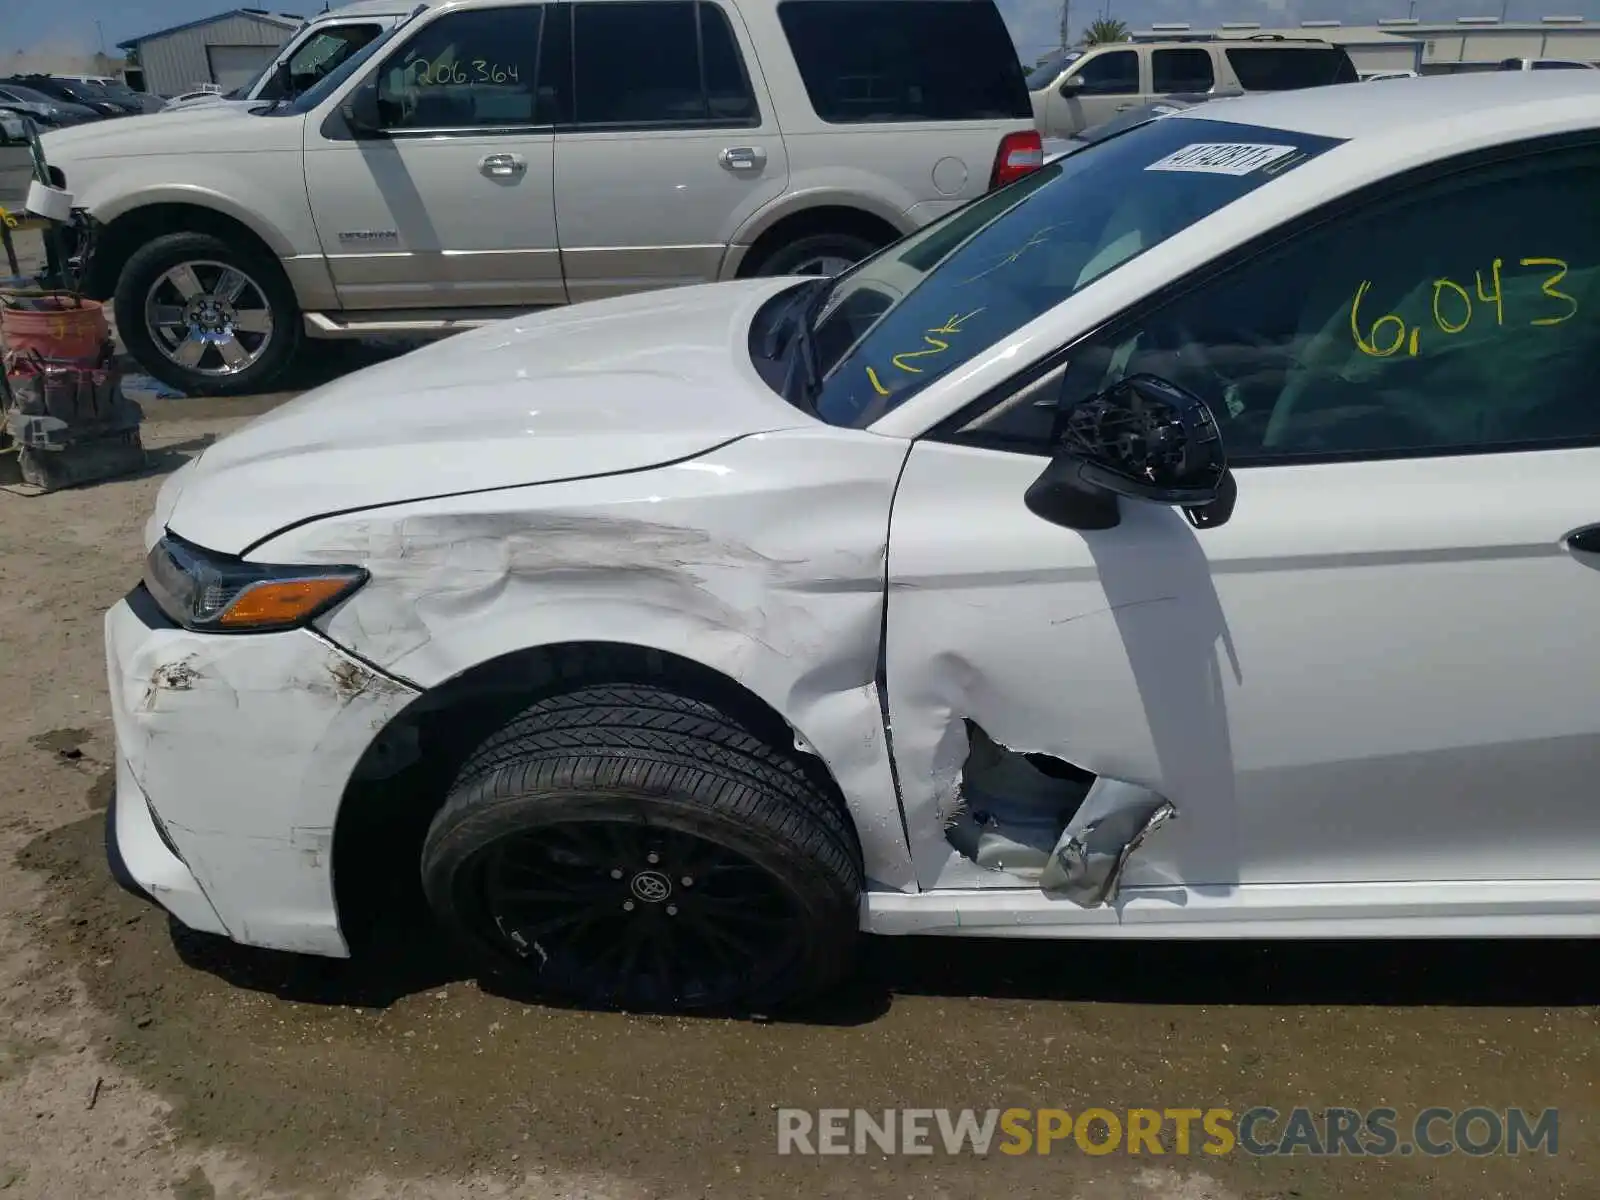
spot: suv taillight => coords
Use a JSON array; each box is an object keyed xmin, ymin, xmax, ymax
[{"xmin": 989, "ymin": 130, "xmax": 1043, "ymax": 190}]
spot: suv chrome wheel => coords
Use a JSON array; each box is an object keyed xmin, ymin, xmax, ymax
[{"xmin": 144, "ymin": 260, "xmax": 275, "ymax": 377}]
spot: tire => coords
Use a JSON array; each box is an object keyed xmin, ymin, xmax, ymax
[
  {"xmin": 421, "ymin": 683, "xmax": 863, "ymax": 1013},
  {"xmin": 748, "ymin": 231, "xmax": 882, "ymax": 278},
  {"xmin": 114, "ymin": 231, "xmax": 302, "ymax": 397}
]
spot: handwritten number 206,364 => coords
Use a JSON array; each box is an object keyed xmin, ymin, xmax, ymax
[
  {"xmin": 412, "ymin": 58, "xmax": 520, "ymax": 85},
  {"xmin": 1351, "ymin": 257, "xmax": 1577, "ymax": 359}
]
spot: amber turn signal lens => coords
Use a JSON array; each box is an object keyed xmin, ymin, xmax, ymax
[{"xmin": 217, "ymin": 577, "xmax": 358, "ymax": 628}]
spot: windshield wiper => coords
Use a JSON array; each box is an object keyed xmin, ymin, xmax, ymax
[{"xmin": 772, "ymin": 277, "xmax": 834, "ymax": 409}]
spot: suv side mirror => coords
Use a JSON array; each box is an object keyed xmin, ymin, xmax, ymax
[
  {"xmin": 339, "ymin": 84, "xmax": 383, "ymax": 135},
  {"xmin": 1024, "ymin": 374, "xmax": 1237, "ymax": 532},
  {"xmin": 1059, "ymin": 75, "xmax": 1083, "ymax": 96}
]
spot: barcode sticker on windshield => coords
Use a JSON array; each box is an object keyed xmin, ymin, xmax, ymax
[{"xmin": 1145, "ymin": 143, "xmax": 1299, "ymax": 176}]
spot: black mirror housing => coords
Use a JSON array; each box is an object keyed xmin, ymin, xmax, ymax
[
  {"xmin": 339, "ymin": 85, "xmax": 383, "ymax": 135},
  {"xmin": 1026, "ymin": 374, "xmax": 1236, "ymax": 532},
  {"xmin": 1059, "ymin": 76, "xmax": 1082, "ymax": 96}
]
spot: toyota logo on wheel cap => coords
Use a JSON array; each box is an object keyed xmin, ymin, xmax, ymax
[{"xmin": 630, "ymin": 870, "xmax": 673, "ymax": 903}]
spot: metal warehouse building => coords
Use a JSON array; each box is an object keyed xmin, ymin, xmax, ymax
[
  {"xmin": 117, "ymin": 9, "xmax": 305, "ymax": 99},
  {"xmin": 1131, "ymin": 15, "xmax": 1600, "ymax": 77}
]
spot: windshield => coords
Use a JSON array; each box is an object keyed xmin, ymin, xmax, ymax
[
  {"xmin": 274, "ymin": 15, "xmax": 414, "ymax": 115},
  {"xmin": 236, "ymin": 55, "xmax": 281, "ymax": 98},
  {"xmin": 802, "ymin": 117, "xmax": 1345, "ymax": 427},
  {"xmin": 1025, "ymin": 48, "xmax": 1080, "ymax": 90}
]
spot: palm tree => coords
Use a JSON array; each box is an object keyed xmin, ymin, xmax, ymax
[{"xmin": 1083, "ymin": 17, "xmax": 1130, "ymax": 44}]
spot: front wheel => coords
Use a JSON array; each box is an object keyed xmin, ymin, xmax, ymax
[
  {"xmin": 420, "ymin": 684, "xmax": 863, "ymax": 1013},
  {"xmin": 114, "ymin": 231, "xmax": 302, "ymax": 397}
]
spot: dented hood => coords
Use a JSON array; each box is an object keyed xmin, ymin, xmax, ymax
[{"xmin": 157, "ymin": 279, "xmax": 815, "ymax": 554}]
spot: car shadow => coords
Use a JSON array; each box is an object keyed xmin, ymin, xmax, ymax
[{"xmin": 169, "ymin": 915, "xmax": 1600, "ymax": 1027}]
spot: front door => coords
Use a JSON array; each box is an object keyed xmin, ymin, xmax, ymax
[
  {"xmin": 304, "ymin": 3, "xmax": 565, "ymax": 311},
  {"xmin": 1046, "ymin": 46, "xmax": 1143, "ymax": 136},
  {"xmin": 885, "ymin": 136, "xmax": 1600, "ymax": 903},
  {"xmin": 550, "ymin": 0, "xmax": 789, "ymax": 302}
]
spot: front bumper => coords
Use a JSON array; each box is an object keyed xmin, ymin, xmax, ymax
[{"xmin": 104, "ymin": 586, "xmax": 421, "ymax": 957}]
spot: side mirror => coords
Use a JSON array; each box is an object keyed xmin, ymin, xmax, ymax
[
  {"xmin": 339, "ymin": 85, "xmax": 383, "ymax": 135},
  {"xmin": 1024, "ymin": 374, "xmax": 1237, "ymax": 532},
  {"xmin": 1059, "ymin": 75, "xmax": 1083, "ymax": 96}
]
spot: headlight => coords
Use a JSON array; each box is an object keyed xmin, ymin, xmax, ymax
[{"xmin": 143, "ymin": 533, "xmax": 367, "ymax": 633}]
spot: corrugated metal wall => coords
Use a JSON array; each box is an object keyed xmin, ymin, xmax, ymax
[{"xmin": 136, "ymin": 15, "xmax": 300, "ymax": 97}]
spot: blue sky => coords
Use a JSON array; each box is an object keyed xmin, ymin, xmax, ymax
[{"xmin": 9, "ymin": 0, "xmax": 1600, "ymax": 62}]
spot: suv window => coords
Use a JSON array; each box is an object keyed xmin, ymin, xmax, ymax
[
  {"xmin": 1022, "ymin": 143, "xmax": 1600, "ymax": 460},
  {"xmin": 376, "ymin": 6, "xmax": 548, "ymax": 128},
  {"xmin": 571, "ymin": 1, "xmax": 757, "ymax": 127},
  {"xmin": 1072, "ymin": 49, "xmax": 1140, "ymax": 96},
  {"xmin": 800, "ymin": 117, "xmax": 1345, "ymax": 427},
  {"xmin": 260, "ymin": 24, "xmax": 384, "ymax": 99},
  {"xmin": 1153, "ymin": 48, "xmax": 1215, "ymax": 93},
  {"xmin": 1226, "ymin": 46, "xmax": 1358, "ymax": 90},
  {"xmin": 777, "ymin": 0, "xmax": 1030, "ymax": 123}
]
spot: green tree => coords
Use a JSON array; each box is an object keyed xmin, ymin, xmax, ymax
[{"xmin": 1083, "ymin": 17, "xmax": 1129, "ymax": 44}]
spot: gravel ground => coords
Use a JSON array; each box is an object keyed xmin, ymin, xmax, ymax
[{"xmin": 0, "ymin": 233, "xmax": 1595, "ymax": 1200}]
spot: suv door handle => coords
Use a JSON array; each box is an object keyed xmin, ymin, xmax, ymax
[
  {"xmin": 1567, "ymin": 526, "xmax": 1600, "ymax": 554},
  {"xmin": 480, "ymin": 153, "xmax": 526, "ymax": 178},
  {"xmin": 718, "ymin": 146, "xmax": 766, "ymax": 172}
]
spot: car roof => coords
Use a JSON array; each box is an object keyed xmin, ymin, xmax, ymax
[
  {"xmin": 313, "ymin": 0, "xmax": 440, "ymax": 17},
  {"xmin": 1173, "ymin": 71, "xmax": 1600, "ymax": 142}
]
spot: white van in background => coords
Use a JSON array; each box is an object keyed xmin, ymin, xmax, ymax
[
  {"xmin": 1496, "ymin": 56, "xmax": 1597, "ymax": 70},
  {"xmin": 162, "ymin": 0, "xmax": 435, "ymax": 112}
]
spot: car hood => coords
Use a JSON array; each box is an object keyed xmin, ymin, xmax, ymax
[
  {"xmin": 155, "ymin": 278, "xmax": 817, "ymax": 554},
  {"xmin": 41, "ymin": 104, "xmax": 287, "ymax": 161}
]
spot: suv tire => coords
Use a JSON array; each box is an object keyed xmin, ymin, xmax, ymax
[
  {"xmin": 749, "ymin": 231, "xmax": 881, "ymax": 277},
  {"xmin": 114, "ymin": 231, "xmax": 302, "ymax": 397},
  {"xmin": 420, "ymin": 683, "xmax": 863, "ymax": 1013}
]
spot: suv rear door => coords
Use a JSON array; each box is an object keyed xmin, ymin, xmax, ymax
[{"xmin": 550, "ymin": 0, "xmax": 788, "ymax": 302}]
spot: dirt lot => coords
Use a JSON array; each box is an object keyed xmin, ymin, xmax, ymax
[{"xmin": 1, "ymin": 239, "xmax": 1596, "ymax": 1200}]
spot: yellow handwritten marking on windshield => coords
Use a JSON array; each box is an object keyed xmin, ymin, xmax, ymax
[
  {"xmin": 960, "ymin": 226, "xmax": 1062, "ymax": 286},
  {"xmin": 865, "ymin": 309, "xmax": 985, "ymax": 396},
  {"xmin": 1350, "ymin": 256, "xmax": 1577, "ymax": 357},
  {"xmin": 0, "ymin": 205, "xmax": 16, "ymax": 230}
]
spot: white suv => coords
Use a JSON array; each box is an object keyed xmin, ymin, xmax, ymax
[{"xmin": 44, "ymin": 0, "xmax": 1039, "ymax": 396}]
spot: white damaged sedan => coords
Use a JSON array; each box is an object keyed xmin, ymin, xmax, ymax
[{"xmin": 108, "ymin": 73, "xmax": 1600, "ymax": 1012}]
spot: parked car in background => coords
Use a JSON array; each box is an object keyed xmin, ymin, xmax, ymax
[
  {"xmin": 3, "ymin": 76, "xmax": 135, "ymax": 117},
  {"xmin": 0, "ymin": 83, "xmax": 101, "ymax": 126},
  {"xmin": 164, "ymin": 0, "xmax": 430, "ymax": 112},
  {"xmin": 45, "ymin": 0, "xmax": 1040, "ymax": 396},
  {"xmin": 96, "ymin": 78, "xmax": 166, "ymax": 113},
  {"xmin": 1498, "ymin": 57, "xmax": 1597, "ymax": 71},
  {"xmin": 1029, "ymin": 35, "xmax": 1357, "ymax": 137}
]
